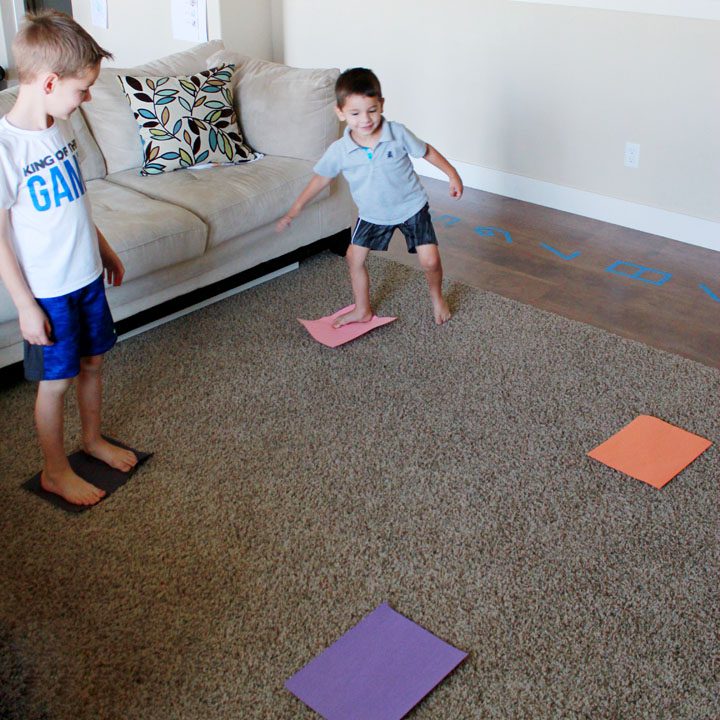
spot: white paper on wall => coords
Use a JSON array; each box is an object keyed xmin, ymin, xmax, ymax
[
  {"xmin": 91, "ymin": 0, "xmax": 108, "ymax": 29},
  {"xmin": 171, "ymin": 0, "xmax": 208, "ymax": 42}
]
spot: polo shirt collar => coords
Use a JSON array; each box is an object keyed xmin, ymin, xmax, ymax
[{"xmin": 342, "ymin": 117, "xmax": 393, "ymax": 153}]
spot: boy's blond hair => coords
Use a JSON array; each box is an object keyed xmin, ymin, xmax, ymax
[{"xmin": 13, "ymin": 10, "xmax": 112, "ymax": 83}]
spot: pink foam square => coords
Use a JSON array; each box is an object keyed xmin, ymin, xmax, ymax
[{"xmin": 298, "ymin": 305, "xmax": 396, "ymax": 348}]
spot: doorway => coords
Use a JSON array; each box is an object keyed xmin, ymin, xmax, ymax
[
  {"xmin": 0, "ymin": 0, "xmax": 73, "ymax": 86},
  {"xmin": 24, "ymin": 0, "xmax": 72, "ymax": 14}
]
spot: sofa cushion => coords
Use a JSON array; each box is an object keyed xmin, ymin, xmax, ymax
[
  {"xmin": 88, "ymin": 179, "xmax": 208, "ymax": 281},
  {"xmin": 81, "ymin": 40, "xmax": 226, "ymax": 175},
  {"xmin": 0, "ymin": 274, "xmax": 19, "ymax": 322},
  {"xmin": 206, "ymin": 50, "xmax": 340, "ymax": 163},
  {"xmin": 105, "ymin": 155, "xmax": 328, "ymax": 249},
  {"xmin": 0, "ymin": 86, "xmax": 106, "ymax": 181},
  {"xmin": 117, "ymin": 65, "xmax": 259, "ymax": 175}
]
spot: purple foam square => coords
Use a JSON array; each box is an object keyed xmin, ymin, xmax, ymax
[{"xmin": 285, "ymin": 603, "xmax": 467, "ymax": 719}]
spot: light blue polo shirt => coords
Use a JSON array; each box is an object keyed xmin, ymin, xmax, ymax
[{"xmin": 313, "ymin": 119, "xmax": 429, "ymax": 226}]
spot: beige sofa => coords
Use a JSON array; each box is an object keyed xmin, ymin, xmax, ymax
[{"xmin": 0, "ymin": 40, "xmax": 352, "ymax": 369}]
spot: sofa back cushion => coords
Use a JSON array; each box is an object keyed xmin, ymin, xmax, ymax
[
  {"xmin": 80, "ymin": 40, "xmax": 225, "ymax": 175},
  {"xmin": 0, "ymin": 86, "xmax": 107, "ymax": 181},
  {"xmin": 206, "ymin": 50, "xmax": 340, "ymax": 163}
]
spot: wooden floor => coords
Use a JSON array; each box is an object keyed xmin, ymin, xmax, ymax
[{"xmin": 384, "ymin": 177, "xmax": 720, "ymax": 369}]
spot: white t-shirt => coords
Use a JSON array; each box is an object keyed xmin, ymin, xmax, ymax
[{"xmin": 0, "ymin": 116, "xmax": 101, "ymax": 298}]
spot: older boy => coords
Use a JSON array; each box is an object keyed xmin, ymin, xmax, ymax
[
  {"xmin": 0, "ymin": 11, "xmax": 136, "ymax": 506},
  {"xmin": 277, "ymin": 67, "xmax": 463, "ymax": 326}
]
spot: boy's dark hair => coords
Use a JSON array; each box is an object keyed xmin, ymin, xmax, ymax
[
  {"xmin": 335, "ymin": 68, "xmax": 382, "ymax": 109},
  {"xmin": 13, "ymin": 10, "xmax": 113, "ymax": 83}
]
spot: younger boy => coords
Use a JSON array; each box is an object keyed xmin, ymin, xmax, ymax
[
  {"xmin": 0, "ymin": 11, "xmax": 136, "ymax": 506},
  {"xmin": 277, "ymin": 67, "xmax": 463, "ymax": 326}
]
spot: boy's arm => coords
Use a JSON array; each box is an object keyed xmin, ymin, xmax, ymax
[
  {"xmin": 423, "ymin": 144, "xmax": 463, "ymax": 199},
  {"xmin": 276, "ymin": 174, "xmax": 333, "ymax": 232},
  {"xmin": 0, "ymin": 208, "xmax": 52, "ymax": 345},
  {"xmin": 96, "ymin": 226, "xmax": 125, "ymax": 286}
]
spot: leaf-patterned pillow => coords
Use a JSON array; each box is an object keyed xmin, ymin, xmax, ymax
[{"xmin": 117, "ymin": 65, "xmax": 259, "ymax": 175}]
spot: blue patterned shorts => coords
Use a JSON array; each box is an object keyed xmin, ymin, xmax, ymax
[{"xmin": 24, "ymin": 274, "xmax": 117, "ymax": 381}]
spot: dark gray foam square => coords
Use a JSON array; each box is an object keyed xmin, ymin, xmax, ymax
[{"xmin": 22, "ymin": 438, "xmax": 151, "ymax": 513}]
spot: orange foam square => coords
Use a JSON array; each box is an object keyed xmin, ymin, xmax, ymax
[{"xmin": 587, "ymin": 415, "xmax": 712, "ymax": 489}]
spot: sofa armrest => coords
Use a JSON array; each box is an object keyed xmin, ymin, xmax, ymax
[{"xmin": 207, "ymin": 50, "xmax": 340, "ymax": 163}]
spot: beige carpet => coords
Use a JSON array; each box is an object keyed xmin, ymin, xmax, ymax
[{"xmin": 1, "ymin": 252, "xmax": 718, "ymax": 719}]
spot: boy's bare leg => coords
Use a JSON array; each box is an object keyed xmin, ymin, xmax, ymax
[
  {"xmin": 333, "ymin": 244, "xmax": 374, "ymax": 328},
  {"xmin": 36, "ymin": 378, "xmax": 106, "ymax": 506},
  {"xmin": 77, "ymin": 355, "xmax": 137, "ymax": 472},
  {"xmin": 416, "ymin": 244, "xmax": 451, "ymax": 324}
]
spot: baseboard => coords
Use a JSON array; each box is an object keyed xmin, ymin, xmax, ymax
[
  {"xmin": 112, "ymin": 229, "xmax": 349, "ymax": 339},
  {"xmin": 117, "ymin": 263, "xmax": 299, "ymax": 342},
  {"xmin": 413, "ymin": 159, "xmax": 720, "ymax": 253}
]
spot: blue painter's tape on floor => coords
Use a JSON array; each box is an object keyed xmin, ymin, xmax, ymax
[
  {"xmin": 539, "ymin": 243, "xmax": 581, "ymax": 261},
  {"xmin": 419, "ymin": 217, "xmax": 716, "ymax": 301},
  {"xmin": 434, "ymin": 214, "xmax": 461, "ymax": 228},
  {"xmin": 474, "ymin": 226, "xmax": 513, "ymax": 243},
  {"xmin": 606, "ymin": 261, "xmax": 672, "ymax": 286},
  {"xmin": 699, "ymin": 284, "xmax": 720, "ymax": 302}
]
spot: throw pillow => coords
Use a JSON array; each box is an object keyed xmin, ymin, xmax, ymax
[{"xmin": 117, "ymin": 65, "xmax": 259, "ymax": 175}]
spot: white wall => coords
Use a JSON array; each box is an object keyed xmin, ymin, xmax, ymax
[
  {"xmin": 280, "ymin": 0, "xmax": 720, "ymax": 237},
  {"xmin": 71, "ymin": 0, "xmax": 273, "ymax": 68},
  {"xmin": 512, "ymin": 0, "xmax": 720, "ymax": 20},
  {"xmin": 70, "ymin": 0, "xmax": 222, "ymax": 67},
  {"xmin": 7, "ymin": 1, "xmax": 715, "ymax": 243},
  {"xmin": 219, "ymin": 0, "xmax": 272, "ymax": 60},
  {"xmin": 270, "ymin": 0, "xmax": 283, "ymax": 61}
]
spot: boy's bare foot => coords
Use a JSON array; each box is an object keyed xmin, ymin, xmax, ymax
[
  {"xmin": 433, "ymin": 298, "xmax": 452, "ymax": 325},
  {"xmin": 332, "ymin": 307, "xmax": 373, "ymax": 328},
  {"xmin": 83, "ymin": 437, "xmax": 138, "ymax": 472},
  {"xmin": 41, "ymin": 468, "xmax": 106, "ymax": 506}
]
